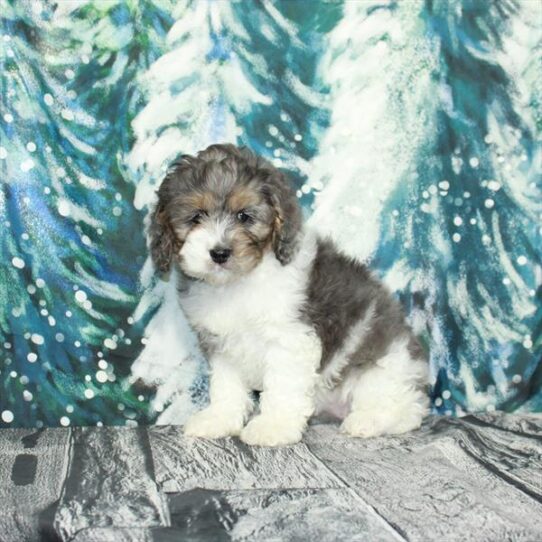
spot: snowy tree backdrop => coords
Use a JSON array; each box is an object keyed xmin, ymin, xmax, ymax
[{"xmin": 1, "ymin": 0, "xmax": 540, "ymax": 428}]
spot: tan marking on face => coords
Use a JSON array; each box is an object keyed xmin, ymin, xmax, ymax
[
  {"xmin": 181, "ymin": 191, "xmax": 217, "ymax": 213},
  {"xmin": 227, "ymin": 184, "xmax": 262, "ymax": 212}
]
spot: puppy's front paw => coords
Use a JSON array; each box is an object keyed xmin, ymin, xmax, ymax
[
  {"xmin": 184, "ymin": 407, "xmax": 243, "ymax": 439},
  {"xmin": 240, "ymin": 415, "xmax": 303, "ymax": 447}
]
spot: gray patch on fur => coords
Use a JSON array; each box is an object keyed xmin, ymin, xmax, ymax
[{"xmin": 301, "ymin": 238, "xmax": 427, "ymax": 377}]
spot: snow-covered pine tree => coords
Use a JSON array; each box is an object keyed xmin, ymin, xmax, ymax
[
  {"xmin": 47, "ymin": 0, "xmax": 177, "ymax": 419},
  {"xmin": 491, "ymin": 0, "xmax": 542, "ymax": 412},
  {"xmin": 0, "ymin": 0, "xmax": 172, "ymax": 427},
  {"xmin": 307, "ymin": 0, "xmax": 438, "ymax": 262},
  {"xmin": 227, "ymin": 0, "xmax": 342, "ymax": 207},
  {"xmin": 128, "ymin": 0, "xmax": 340, "ymax": 422},
  {"xmin": 1, "ymin": 0, "xmax": 113, "ymax": 427},
  {"xmin": 372, "ymin": 0, "xmax": 542, "ymax": 413}
]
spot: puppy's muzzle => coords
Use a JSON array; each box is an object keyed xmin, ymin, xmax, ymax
[{"xmin": 210, "ymin": 247, "xmax": 231, "ymax": 265}]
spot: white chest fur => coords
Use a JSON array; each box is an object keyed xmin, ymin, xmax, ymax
[
  {"xmin": 179, "ymin": 234, "xmax": 315, "ymax": 336},
  {"xmin": 178, "ymin": 233, "xmax": 321, "ymax": 388}
]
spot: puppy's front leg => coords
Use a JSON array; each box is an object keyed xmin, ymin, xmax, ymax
[
  {"xmin": 184, "ymin": 357, "xmax": 252, "ymax": 439},
  {"xmin": 240, "ymin": 342, "xmax": 318, "ymax": 447}
]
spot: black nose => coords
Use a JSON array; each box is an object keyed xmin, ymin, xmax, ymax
[{"xmin": 210, "ymin": 248, "xmax": 231, "ymax": 264}]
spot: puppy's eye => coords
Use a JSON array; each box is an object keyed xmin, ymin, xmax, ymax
[
  {"xmin": 236, "ymin": 210, "xmax": 251, "ymax": 224},
  {"xmin": 189, "ymin": 210, "xmax": 205, "ymax": 224}
]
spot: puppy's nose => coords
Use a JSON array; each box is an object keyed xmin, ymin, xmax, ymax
[{"xmin": 210, "ymin": 248, "xmax": 231, "ymax": 264}]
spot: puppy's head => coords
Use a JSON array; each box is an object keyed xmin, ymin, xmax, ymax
[{"xmin": 149, "ymin": 144, "xmax": 302, "ymax": 285}]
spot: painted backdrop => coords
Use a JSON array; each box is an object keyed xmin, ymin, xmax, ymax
[{"xmin": 1, "ymin": 0, "xmax": 541, "ymax": 428}]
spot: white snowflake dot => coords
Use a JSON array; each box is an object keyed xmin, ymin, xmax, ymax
[
  {"xmin": 517, "ymin": 255, "xmax": 527, "ymax": 266},
  {"xmin": 104, "ymin": 338, "xmax": 117, "ymax": 350},
  {"xmin": 31, "ymin": 334, "xmax": 44, "ymax": 345},
  {"xmin": 12, "ymin": 257, "xmax": 25, "ymax": 269},
  {"xmin": 20, "ymin": 159, "xmax": 35, "ymax": 172},
  {"xmin": 27, "ymin": 353, "xmax": 38, "ymax": 363},
  {"xmin": 442, "ymin": 390, "xmax": 452, "ymax": 400},
  {"xmin": 1, "ymin": 410, "xmax": 14, "ymax": 423},
  {"xmin": 75, "ymin": 290, "xmax": 87, "ymax": 303},
  {"xmin": 84, "ymin": 389, "xmax": 95, "ymax": 399},
  {"xmin": 58, "ymin": 199, "xmax": 70, "ymax": 217},
  {"xmin": 96, "ymin": 370, "xmax": 108, "ymax": 383},
  {"xmin": 60, "ymin": 416, "xmax": 70, "ymax": 427},
  {"xmin": 484, "ymin": 199, "xmax": 495, "ymax": 209}
]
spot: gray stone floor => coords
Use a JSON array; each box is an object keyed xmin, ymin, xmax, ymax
[{"xmin": 1, "ymin": 413, "xmax": 541, "ymax": 541}]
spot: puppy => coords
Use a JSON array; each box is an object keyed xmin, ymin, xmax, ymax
[{"xmin": 149, "ymin": 143, "xmax": 429, "ymax": 446}]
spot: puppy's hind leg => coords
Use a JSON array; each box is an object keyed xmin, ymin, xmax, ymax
[{"xmin": 341, "ymin": 339, "xmax": 429, "ymax": 438}]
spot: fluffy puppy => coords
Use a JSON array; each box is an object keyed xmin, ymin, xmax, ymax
[{"xmin": 149, "ymin": 143, "xmax": 429, "ymax": 446}]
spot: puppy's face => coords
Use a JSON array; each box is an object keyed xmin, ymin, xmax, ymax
[
  {"xmin": 149, "ymin": 144, "xmax": 301, "ymax": 285},
  {"xmin": 174, "ymin": 178, "xmax": 275, "ymax": 285}
]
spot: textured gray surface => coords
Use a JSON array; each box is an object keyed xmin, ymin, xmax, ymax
[
  {"xmin": 0, "ymin": 427, "xmax": 70, "ymax": 542},
  {"xmin": 0, "ymin": 414, "xmax": 541, "ymax": 542},
  {"xmin": 148, "ymin": 424, "xmax": 342, "ymax": 492}
]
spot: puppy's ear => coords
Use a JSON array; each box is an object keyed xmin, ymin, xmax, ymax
[
  {"xmin": 148, "ymin": 199, "xmax": 177, "ymax": 275},
  {"xmin": 266, "ymin": 170, "xmax": 303, "ymax": 265}
]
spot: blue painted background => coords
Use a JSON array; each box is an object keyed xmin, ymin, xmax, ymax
[{"xmin": 1, "ymin": 0, "xmax": 541, "ymax": 428}]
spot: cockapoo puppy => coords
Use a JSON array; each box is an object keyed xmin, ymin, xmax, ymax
[{"xmin": 149, "ymin": 143, "xmax": 429, "ymax": 446}]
